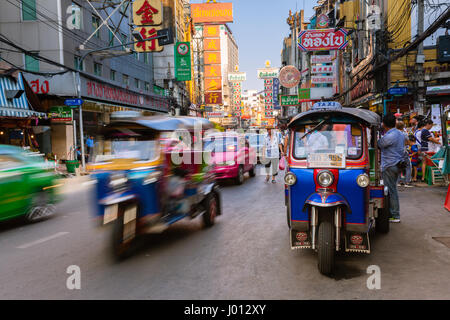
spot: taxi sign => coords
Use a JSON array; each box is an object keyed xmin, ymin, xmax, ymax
[{"xmin": 312, "ymin": 101, "xmax": 342, "ymax": 110}]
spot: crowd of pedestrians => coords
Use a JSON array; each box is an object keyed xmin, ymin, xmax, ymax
[{"xmin": 379, "ymin": 112, "xmax": 443, "ymax": 223}]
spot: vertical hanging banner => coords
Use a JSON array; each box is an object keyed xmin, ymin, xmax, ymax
[
  {"xmin": 174, "ymin": 42, "xmax": 191, "ymax": 81},
  {"xmin": 203, "ymin": 24, "xmax": 222, "ymax": 106},
  {"xmin": 273, "ymin": 78, "xmax": 280, "ymax": 110},
  {"xmin": 133, "ymin": 0, "xmax": 164, "ymax": 52},
  {"xmin": 264, "ymin": 78, "xmax": 274, "ymax": 118}
]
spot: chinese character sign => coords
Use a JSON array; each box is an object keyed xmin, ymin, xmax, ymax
[
  {"xmin": 133, "ymin": 0, "xmax": 162, "ymax": 26},
  {"xmin": 264, "ymin": 79, "xmax": 274, "ymax": 117},
  {"xmin": 231, "ymin": 82, "xmax": 242, "ymax": 114},
  {"xmin": 273, "ymin": 78, "xmax": 280, "ymax": 109},
  {"xmin": 134, "ymin": 26, "xmax": 163, "ymax": 52},
  {"xmin": 205, "ymin": 92, "xmax": 223, "ymax": 105}
]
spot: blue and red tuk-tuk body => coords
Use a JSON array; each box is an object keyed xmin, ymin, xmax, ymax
[{"xmin": 284, "ymin": 103, "xmax": 390, "ymax": 274}]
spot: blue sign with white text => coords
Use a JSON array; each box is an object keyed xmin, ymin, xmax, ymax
[
  {"xmin": 388, "ymin": 87, "xmax": 408, "ymax": 95},
  {"xmin": 312, "ymin": 101, "xmax": 342, "ymax": 110},
  {"xmin": 64, "ymin": 99, "xmax": 83, "ymax": 106},
  {"xmin": 273, "ymin": 78, "xmax": 280, "ymax": 109}
]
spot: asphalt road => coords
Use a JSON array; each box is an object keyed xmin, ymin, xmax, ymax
[{"xmin": 1, "ymin": 168, "xmax": 450, "ymax": 299}]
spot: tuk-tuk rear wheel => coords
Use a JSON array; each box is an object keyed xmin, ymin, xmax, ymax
[{"xmin": 317, "ymin": 221, "xmax": 335, "ymax": 275}]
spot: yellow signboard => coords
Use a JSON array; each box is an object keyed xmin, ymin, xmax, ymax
[
  {"xmin": 133, "ymin": 0, "xmax": 163, "ymax": 26},
  {"xmin": 133, "ymin": 26, "xmax": 163, "ymax": 52}
]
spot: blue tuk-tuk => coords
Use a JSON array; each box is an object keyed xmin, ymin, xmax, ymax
[
  {"xmin": 284, "ymin": 102, "xmax": 390, "ymax": 275},
  {"xmin": 87, "ymin": 115, "xmax": 221, "ymax": 259}
]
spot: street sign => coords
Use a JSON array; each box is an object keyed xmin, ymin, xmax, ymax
[
  {"xmin": 64, "ymin": 99, "xmax": 83, "ymax": 106},
  {"xmin": 175, "ymin": 42, "xmax": 192, "ymax": 81},
  {"xmin": 280, "ymin": 95, "xmax": 299, "ymax": 106},
  {"xmin": 50, "ymin": 106, "xmax": 73, "ymax": 122},
  {"xmin": 388, "ymin": 87, "xmax": 408, "ymax": 95}
]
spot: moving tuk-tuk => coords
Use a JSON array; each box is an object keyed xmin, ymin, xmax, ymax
[
  {"xmin": 87, "ymin": 115, "xmax": 221, "ymax": 259},
  {"xmin": 284, "ymin": 102, "xmax": 390, "ymax": 275}
]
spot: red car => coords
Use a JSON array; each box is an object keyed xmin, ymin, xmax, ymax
[{"xmin": 204, "ymin": 133, "xmax": 256, "ymax": 185}]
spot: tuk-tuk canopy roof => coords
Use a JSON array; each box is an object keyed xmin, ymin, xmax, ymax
[
  {"xmin": 288, "ymin": 107, "xmax": 381, "ymax": 128},
  {"xmin": 107, "ymin": 116, "xmax": 215, "ymax": 132}
]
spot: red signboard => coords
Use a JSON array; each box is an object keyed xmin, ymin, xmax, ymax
[
  {"xmin": 298, "ymin": 29, "xmax": 349, "ymax": 51},
  {"xmin": 205, "ymin": 92, "xmax": 223, "ymax": 105}
]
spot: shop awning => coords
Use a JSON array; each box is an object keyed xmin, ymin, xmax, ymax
[
  {"xmin": 0, "ymin": 107, "xmax": 46, "ymax": 118},
  {"xmin": 0, "ymin": 73, "xmax": 46, "ymax": 118}
]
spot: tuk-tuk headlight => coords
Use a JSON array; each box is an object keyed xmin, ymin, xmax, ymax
[
  {"xmin": 284, "ymin": 172, "xmax": 297, "ymax": 186},
  {"xmin": 143, "ymin": 170, "xmax": 162, "ymax": 185},
  {"xmin": 356, "ymin": 174, "xmax": 370, "ymax": 188},
  {"xmin": 109, "ymin": 173, "xmax": 128, "ymax": 189},
  {"xmin": 317, "ymin": 170, "xmax": 334, "ymax": 187}
]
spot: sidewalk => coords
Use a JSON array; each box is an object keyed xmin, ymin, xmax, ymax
[{"xmin": 55, "ymin": 173, "xmax": 94, "ymax": 195}]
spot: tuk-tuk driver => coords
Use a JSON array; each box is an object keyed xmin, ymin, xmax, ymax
[{"xmin": 308, "ymin": 124, "xmax": 331, "ymax": 152}]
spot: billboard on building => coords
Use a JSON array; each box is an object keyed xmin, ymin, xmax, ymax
[
  {"xmin": 191, "ymin": 2, "xmax": 233, "ymax": 24},
  {"xmin": 298, "ymin": 29, "xmax": 349, "ymax": 51}
]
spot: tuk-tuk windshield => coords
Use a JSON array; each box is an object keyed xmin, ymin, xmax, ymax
[
  {"xmin": 93, "ymin": 139, "xmax": 159, "ymax": 163},
  {"xmin": 293, "ymin": 123, "xmax": 363, "ymax": 160}
]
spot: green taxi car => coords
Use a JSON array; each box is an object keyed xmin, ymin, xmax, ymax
[{"xmin": 0, "ymin": 145, "xmax": 61, "ymax": 223}]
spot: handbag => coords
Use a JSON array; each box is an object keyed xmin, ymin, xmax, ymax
[{"xmin": 279, "ymin": 156, "xmax": 286, "ymax": 170}]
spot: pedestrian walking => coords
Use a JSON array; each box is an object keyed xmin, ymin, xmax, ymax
[
  {"xmin": 378, "ymin": 113, "xmax": 406, "ymax": 223},
  {"xmin": 396, "ymin": 121, "xmax": 413, "ymax": 187},
  {"xmin": 263, "ymin": 128, "xmax": 283, "ymax": 183}
]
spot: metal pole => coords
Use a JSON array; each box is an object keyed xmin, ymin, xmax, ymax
[
  {"xmin": 76, "ymin": 71, "xmax": 86, "ymax": 169},
  {"xmin": 415, "ymin": 0, "xmax": 425, "ymax": 115},
  {"xmin": 72, "ymin": 111, "xmax": 77, "ymax": 160}
]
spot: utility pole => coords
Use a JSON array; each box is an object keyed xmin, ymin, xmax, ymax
[{"xmin": 415, "ymin": 0, "xmax": 425, "ymax": 115}]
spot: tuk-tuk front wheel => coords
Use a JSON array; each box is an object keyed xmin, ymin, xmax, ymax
[
  {"xmin": 111, "ymin": 207, "xmax": 136, "ymax": 260},
  {"xmin": 376, "ymin": 194, "xmax": 390, "ymax": 234},
  {"xmin": 203, "ymin": 192, "xmax": 218, "ymax": 228},
  {"xmin": 317, "ymin": 221, "xmax": 335, "ymax": 275}
]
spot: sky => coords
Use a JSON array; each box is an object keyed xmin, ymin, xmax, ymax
[{"xmin": 190, "ymin": 0, "xmax": 315, "ymax": 92}]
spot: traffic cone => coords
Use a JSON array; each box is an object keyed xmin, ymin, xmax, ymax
[{"xmin": 444, "ymin": 183, "xmax": 450, "ymax": 212}]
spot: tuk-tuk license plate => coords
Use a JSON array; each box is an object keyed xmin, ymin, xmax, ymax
[
  {"xmin": 103, "ymin": 204, "xmax": 118, "ymax": 225},
  {"xmin": 307, "ymin": 153, "xmax": 346, "ymax": 168}
]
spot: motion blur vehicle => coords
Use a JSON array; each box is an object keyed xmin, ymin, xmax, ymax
[
  {"xmin": 204, "ymin": 133, "xmax": 256, "ymax": 185},
  {"xmin": 284, "ymin": 102, "xmax": 390, "ymax": 275},
  {"xmin": 0, "ymin": 145, "xmax": 60, "ymax": 223},
  {"xmin": 87, "ymin": 116, "xmax": 222, "ymax": 259}
]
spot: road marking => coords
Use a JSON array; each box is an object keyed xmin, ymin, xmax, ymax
[{"xmin": 17, "ymin": 232, "xmax": 69, "ymax": 249}]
